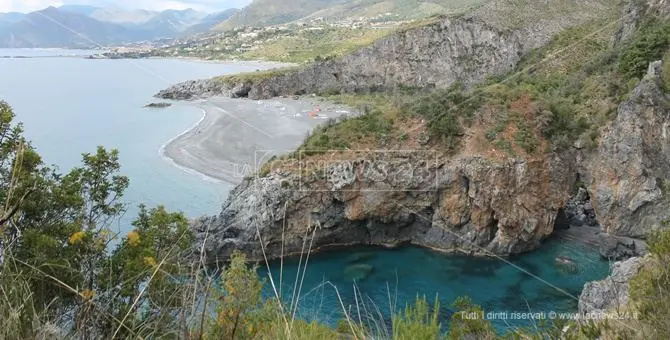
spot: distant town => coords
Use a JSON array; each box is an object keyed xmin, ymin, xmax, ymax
[{"xmin": 89, "ymin": 13, "xmax": 414, "ymax": 62}]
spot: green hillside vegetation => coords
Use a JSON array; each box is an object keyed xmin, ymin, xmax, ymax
[
  {"xmin": 281, "ymin": 11, "xmax": 668, "ymax": 161},
  {"xmin": 215, "ymin": 0, "xmax": 350, "ymax": 31},
  {"xmin": 215, "ymin": 0, "xmax": 486, "ymax": 31},
  {"xmin": 2, "ymin": 96, "xmax": 670, "ymax": 338},
  {"xmin": 240, "ymin": 26, "xmax": 393, "ymax": 63},
  {"xmin": 154, "ymin": 25, "xmax": 394, "ymax": 63},
  {"xmin": 301, "ymin": 0, "xmax": 487, "ymax": 21},
  {"xmin": 3, "ymin": 2, "xmax": 670, "ymax": 339}
]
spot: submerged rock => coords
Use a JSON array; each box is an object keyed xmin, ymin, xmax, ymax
[
  {"xmin": 555, "ymin": 256, "xmax": 578, "ymax": 273},
  {"xmin": 347, "ymin": 252, "xmax": 376, "ymax": 264},
  {"xmin": 343, "ymin": 264, "xmax": 374, "ymax": 281}
]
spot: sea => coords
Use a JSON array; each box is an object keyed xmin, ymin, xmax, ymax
[{"xmin": 0, "ymin": 48, "xmax": 610, "ymax": 333}]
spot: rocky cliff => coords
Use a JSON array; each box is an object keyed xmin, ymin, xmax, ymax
[
  {"xmin": 194, "ymin": 152, "xmax": 576, "ymax": 263},
  {"xmin": 578, "ymin": 256, "xmax": 646, "ymax": 314},
  {"xmin": 194, "ymin": 58, "xmax": 669, "ymax": 264},
  {"xmin": 185, "ymin": 0, "xmax": 670, "ymax": 264},
  {"xmin": 582, "ymin": 60, "xmax": 670, "ymax": 259},
  {"xmin": 156, "ymin": 0, "xmax": 611, "ymax": 100}
]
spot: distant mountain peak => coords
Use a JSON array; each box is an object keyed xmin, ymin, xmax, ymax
[{"xmin": 0, "ymin": 5, "xmax": 239, "ymax": 48}]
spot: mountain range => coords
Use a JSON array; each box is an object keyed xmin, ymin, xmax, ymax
[
  {"xmin": 0, "ymin": 5, "xmax": 239, "ymax": 48},
  {"xmin": 0, "ymin": 0, "xmax": 486, "ymax": 48},
  {"xmin": 214, "ymin": 0, "xmax": 486, "ymax": 30}
]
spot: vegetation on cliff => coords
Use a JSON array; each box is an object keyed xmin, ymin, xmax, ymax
[
  {"xmin": 259, "ymin": 8, "xmax": 668, "ymax": 169},
  {"xmin": 3, "ymin": 1, "xmax": 670, "ymax": 339},
  {"xmin": 3, "ymin": 92, "xmax": 670, "ymax": 338},
  {"xmin": 214, "ymin": 0, "xmax": 486, "ymax": 31}
]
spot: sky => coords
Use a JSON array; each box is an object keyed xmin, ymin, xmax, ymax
[{"xmin": 0, "ymin": 0, "xmax": 252, "ymax": 13}]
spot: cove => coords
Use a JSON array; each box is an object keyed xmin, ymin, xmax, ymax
[
  {"xmin": 0, "ymin": 49, "xmax": 611, "ymax": 333},
  {"xmin": 258, "ymin": 233, "xmax": 609, "ymax": 332}
]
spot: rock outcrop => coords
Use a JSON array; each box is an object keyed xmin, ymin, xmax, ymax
[
  {"xmin": 182, "ymin": 0, "xmax": 670, "ymax": 265},
  {"xmin": 599, "ymin": 233, "xmax": 648, "ymax": 261},
  {"xmin": 578, "ymin": 256, "xmax": 645, "ymax": 314},
  {"xmin": 554, "ymin": 187, "xmax": 599, "ymax": 230},
  {"xmin": 194, "ymin": 60, "xmax": 669, "ymax": 264},
  {"xmin": 156, "ymin": 0, "xmax": 611, "ymax": 101},
  {"xmin": 612, "ymin": 0, "xmax": 670, "ymax": 46},
  {"xmin": 583, "ymin": 60, "xmax": 670, "ymax": 245},
  {"xmin": 194, "ymin": 152, "xmax": 577, "ymax": 263}
]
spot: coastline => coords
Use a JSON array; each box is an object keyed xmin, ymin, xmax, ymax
[
  {"xmin": 160, "ymin": 96, "xmax": 357, "ymax": 185},
  {"xmin": 165, "ymin": 57, "xmax": 296, "ymax": 68},
  {"xmin": 158, "ymin": 106, "xmax": 225, "ymax": 184}
]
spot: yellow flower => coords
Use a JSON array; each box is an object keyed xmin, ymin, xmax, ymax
[
  {"xmin": 68, "ymin": 231, "xmax": 85, "ymax": 245},
  {"xmin": 247, "ymin": 324, "xmax": 254, "ymax": 334},
  {"xmin": 82, "ymin": 288, "xmax": 94, "ymax": 300},
  {"xmin": 127, "ymin": 231, "xmax": 140, "ymax": 247},
  {"xmin": 143, "ymin": 256, "xmax": 157, "ymax": 267}
]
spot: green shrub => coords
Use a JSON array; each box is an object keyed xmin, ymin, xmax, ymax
[
  {"xmin": 662, "ymin": 49, "xmax": 670, "ymax": 91},
  {"xmin": 447, "ymin": 296, "xmax": 496, "ymax": 340},
  {"xmin": 403, "ymin": 85, "xmax": 482, "ymax": 151},
  {"xmin": 629, "ymin": 227, "xmax": 670, "ymax": 339},
  {"xmin": 299, "ymin": 110, "xmax": 394, "ymax": 155},
  {"xmin": 618, "ymin": 19, "xmax": 670, "ymax": 80},
  {"xmin": 392, "ymin": 296, "xmax": 441, "ymax": 340}
]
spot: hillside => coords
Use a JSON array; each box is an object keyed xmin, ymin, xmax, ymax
[
  {"xmin": 0, "ymin": 6, "xmax": 238, "ymax": 48},
  {"xmin": 0, "ymin": 7, "xmax": 132, "ymax": 48},
  {"xmin": 3, "ymin": 0, "xmax": 670, "ymax": 338},
  {"xmin": 158, "ymin": 0, "xmax": 625, "ymax": 259},
  {"xmin": 138, "ymin": 9, "xmax": 208, "ymax": 37},
  {"xmin": 214, "ymin": 0, "xmax": 347, "ymax": 30},
  {"xmin": 181, "ymin": 9, "xmax": 240, "ymax": 35},
  {"xmin": 88, "ymin": 7, "xmax": 158, "ymax": 24},
  {"xmin": 0, "ymin": 12, "xmax": 25, "ymax": 24},
  {"xmin": 303, "ymin": 0, "xmax": 487, "ymax": 20},
  {"xmin": 215, "ymin": 0, "xmax": 485, "ymax": 30}
]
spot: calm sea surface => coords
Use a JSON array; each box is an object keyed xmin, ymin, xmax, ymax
[
  {"xmin": 0, "ymin": 49, "xmax": 610, "ymax": 332},
  {"xmin": 0, "ymin": 49, "xmax": 262, "ymax": 220}
]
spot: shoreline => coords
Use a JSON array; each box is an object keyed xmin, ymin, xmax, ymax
[
  {"xmin": 164, "ymin": 57, "xmax": 296, "ymax": 68},
  {"xmin": 158, "ymin": 106, "xmax": 225, "ymax": 184},
  {"xmin": 160, "ymin": 96, "xmax": 357, "ymax": 185}
]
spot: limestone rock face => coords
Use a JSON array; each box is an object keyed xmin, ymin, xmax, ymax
[
  {"xmin": 599, "ymin": 233, "xmax": 648, "ymax": 261},
  {"xmin": 584, "ymin": 61, "xmax": 670, "ymax": 240},
  {"xmin": 194, "ymin": 153, "xmax": 576, "ymax": 263},
  {"xmin": 186, "ymin": 0, "xmax": 670, "ymax": 265},
  {"xmin": 578, "ymin": 256, "xmax": 645, "ymax": 314},
  {"xmin": 612, "ymin": 0, "xmax": 670, "ymax": 46},
  {"xmin": 156, "ymin": 0, "xmax": 610, "ymax": 101}
]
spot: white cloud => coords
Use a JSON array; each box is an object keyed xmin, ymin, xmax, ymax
[{"xmin": 0, "ymin": 0, "xmax": 251, "ymax": 13}]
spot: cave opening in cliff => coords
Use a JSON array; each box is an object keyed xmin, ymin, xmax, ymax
[{"xmin": 550, "ymin": 175, "xmax": 601, "ymax": 248}]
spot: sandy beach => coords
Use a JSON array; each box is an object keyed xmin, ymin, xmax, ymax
[{"xmin": 162, "ymin": 96, "xmax": 357, "ymax": 184}]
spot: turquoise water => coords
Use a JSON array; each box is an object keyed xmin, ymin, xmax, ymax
[
  {"xmin": 0, "ymin": 49, "xmax": 610, "ymax": 332},
  {"xmin": 261, "ymin": 236, "xmax": 610, "ymax": 332}
]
